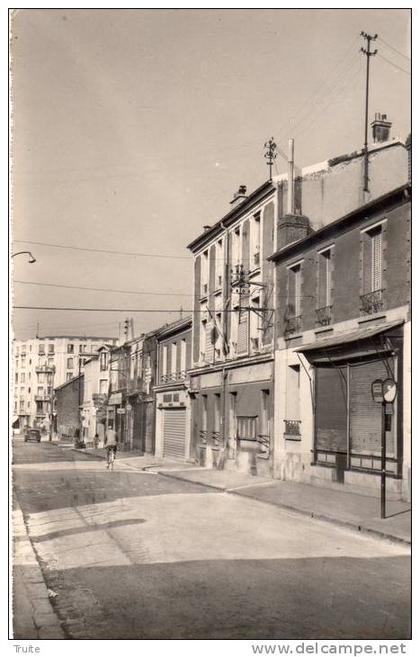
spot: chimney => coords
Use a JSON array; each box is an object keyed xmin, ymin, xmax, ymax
[
  {"xmin": 371, "ymin": 113, "xmax": 392, "ymax": 143},
  {"xmin": 230, "ymin": 185, "xmax": 247, "ymax": 207}
]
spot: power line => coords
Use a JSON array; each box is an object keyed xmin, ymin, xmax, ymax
[
  {"xmin": 378, "ymin": 36, "xmax": 410, "ymax": 62},
  {"xmin": 13, "ymin": 239, "xmax": 191, "ymax": 260},
  {"xmin": 14, "ymin": 306, "xmax": 198, "ymax": 313},
  {"xmin": 378, "ymin": 53, "xmax": 410, "ymax": 76},
  {"xmin": 14, "ymin": 280, "xmax": 192, "ymax": 297}
]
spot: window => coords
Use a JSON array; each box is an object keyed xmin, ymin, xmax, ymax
[
  {"xmin": 237, "ymin": 416, "xmax": 257, "ymax": 441},
  {"xmin": 284, "ymin": 366, "xmax": 301, "ymax": 438},
  {"xmin": 99, "ymin": 379, "xmax": 108, "ymax": 394},
  {"xmin": 361, "ymin": 224, "xmax": 384, "ymax": 314},
  {"xmin": 28, "ymin": 387, "xmax": 31, "ymax": 393},
  {"xmin": 38, "ymin": 344, "xmax": 45, "ymax": 355},
  {"xmin": 15, "ymin": 358, "xmax": 18, "ymax": 370},
  {"xmin": 67, "ymin": 358, "xmax": 74, "ymax": 369},
  {"xmin": 48, "ymin": 344, "xmax": 54, "ymax": 354},
  {"xmin": 200, "ymin": 318, "xmax": 207, "ymax": 361},
  {"xmin": 288, "ymin": 263, "xmax": 302, "ymax": 317},
  {"xmin": 317, "ymin": 248, "xmax": 333, "ymax": 325},
  {"xmin": 14, "ymin": 401, "xmax": 17, "ymax": 413},
  {"xmin": 19, "ymin": 400, "xmax": 24, "ymax": 411},
  {"xmin": 15, "ymin": 373, "xmax": 18, "ymax": 384},
  {"xmin": 27, "ymin": 401, "xmax": 30, "ymax": 409},
  {"xmin": 202, "ymin": 395, "xmax": 208, "ymax": 435},
  {"xmin": 37, "ymin": 387, "xmax": 43, "ymax": 396},
  {"xmin": 251, "ymin": 213, "xmax": 261, "ymax": 267},
  {"xmin": 250, "ymin": 296, "xmax": 260, "ymax": 350},
  {"xmin": 214, "ymin": 394, "xmax": 221, "ymax": 435},
  {"xmin": 100, "ymin": 352, "xmax": 108, "ymax": 371},
  {"xmin": 216, "ymin": 239, "xmax": 224, "ymax": 288},
  {"xmin": 162, "ymin": 345, "xmax": 168, "ymax": 378},
  {"xmin": 21, "ymin": 346, "xmax": 26, "ymax": 356},
  {"xmin": 232, "ymin": 226, "xmax": 241, "ymax": 267},
  {"xmin": 20, "ymin": 387, "xmax": 25, "ymax": 394},
  {"xmin": 68, "ymin": 344, "xmax": 74, "ymax": 354},
  {"xmin": 16, "ymin": 346, "xmax": 20, "ymax": 356},
  {"xmin": 66, "ymin": 372, "xmax": 73, "ymax": 381},
  {"xmin": 37, "ymin": 372, "xmax": 45, "ymax": 384},
  {"xmin": 47, "ymin": 373, "xmax": 53, "ymax": 385},
  {"xmin": 171, "ymin": 343, "xmax": 177, "ymax": 376},
  {"xmin": 20, "ymin": 373, "xmax": 25, "ymax": 383},
  {"xmin": 79, "ymin": 344, "xmax": 87, "ymax": 353},
  {"xmin": 201, "ymin": 251, "xmax": 209, "ymax": 296},
  {"xmin": 180, "ymin": 338, "xmax": 187, "ymax": 373},
  {"xmin": 48, "ymin": 357, "xmax": 54, "ymax": 367}
]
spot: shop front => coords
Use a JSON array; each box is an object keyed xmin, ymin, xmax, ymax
[{"xmin": 189, "ymin": 358, "xmax": 274, "ymax": 476}]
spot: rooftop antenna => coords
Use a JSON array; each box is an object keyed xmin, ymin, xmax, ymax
[{"xmin": 264, "ymin": 137, "xmax": 277, "ymax": 182}]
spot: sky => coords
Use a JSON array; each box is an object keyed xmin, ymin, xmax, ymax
[{"xmin": 10, "ymin": 8, "xmax": 411, "ymax": 340}]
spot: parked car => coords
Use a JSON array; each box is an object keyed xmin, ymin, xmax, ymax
[{"xmin": 24, "ymin": 428, "xmax": 41, "ymax": 443}]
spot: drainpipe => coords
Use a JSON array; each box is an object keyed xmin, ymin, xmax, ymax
[{"xmin": 220, "ymin": 220, "xmax": 230, "ymax": 455}]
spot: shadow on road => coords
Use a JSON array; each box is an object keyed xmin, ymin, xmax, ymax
[{"xmin": 31, "ymin": 517, "xmax": 147, "ymax": 543}]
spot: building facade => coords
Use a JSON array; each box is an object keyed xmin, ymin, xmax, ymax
[
  {"xmin": 12, "ymin": 335, "xmax": 116, "ymax": 431},
  {"xmin": 186, "ymin": 119, "xmax": 409, "ymax": 477},
  {"xmin": 154, "ymin": 317, "xmax": 192, "ymax": 460},
  {"xmin": 270, "ymin": 184, "xmax": 411, "ymax": 500},
  {"xmin": 81, "ymin": 346, "xmax": 112, "ymax": 445},
  {"xmin": 55, "ymin": 374, "xmax": 84, "ymax": 441}
]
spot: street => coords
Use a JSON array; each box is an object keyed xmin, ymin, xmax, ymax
[{"xmin": 13, "ymin": 441, "xmax": 411, "ymax": 640}]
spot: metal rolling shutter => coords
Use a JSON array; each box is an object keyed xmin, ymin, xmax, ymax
[
  {"xmin": 315, "ymin": 365, "xmax": 347, "ymax": 452},
  {"xmin": 349, "ymin": 358, "xmax": 394, "ymax": 455},
  {"xmin": 163, "ymin": 409, "xmax": 186, "ymax": 459}
]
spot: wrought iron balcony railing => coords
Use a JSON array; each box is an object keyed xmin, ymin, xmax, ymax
[
  {"xmin": 284, "ymin": 315, "xmax": 302, "ymax": 336},
  {"xmin": 160, "ymin": 370, "xmax": 187, "ymax": 384},
  {"xmin": 283, "ymin": 419, "xmax": 301, "ymax": 436},
  {"xmin": 360, "ymin": 289, "xmax": 384, "ymax": 315},
  {"xmin": 199, "ymin": 429, "xmax": 222, "ymax": 447},
  {"xmin": 315, "ymin": 305, "xmax": 332, "ymax": 326}
]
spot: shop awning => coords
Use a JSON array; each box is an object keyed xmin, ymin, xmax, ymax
[
  {"xmin": 108, "ymin": 392, "xmax": 123, "ymax": 405},
  {"xmin": 295, "ymin": 319, "xmax": 405, "ymax": 355}
]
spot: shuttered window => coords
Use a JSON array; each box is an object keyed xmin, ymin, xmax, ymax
[
  {"xmin": 318, "ymin": 249, "xmax": 332, "ymax": 307},
  {"xmin": 237, "ymin": 306, "xmax": 248, "ymax": 354},
  {"xmin": 288, "ymin": 264, "xmax": 302, "ymax": 316},
  {"xmin": 315, "ymin": 365, "xmax": 347, "ymax": 453},
  {"xmin": 349, "ymin": 358, "xmax": 395, "ymax": 456},
  {"xmin": 362, "ymin": 225, "xmax": 383, "ymax": 293}
]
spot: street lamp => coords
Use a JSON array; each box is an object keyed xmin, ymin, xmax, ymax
[
  {"xmin": 371, "ymin": 377, "xmax": 398, "ymax": 519},
  {"xmin": 11, "ymin": 251, "xmax": 36, "ymax": 263}
]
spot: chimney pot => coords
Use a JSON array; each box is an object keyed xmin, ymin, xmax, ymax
[{"xmin": 230, "ymin": 184, "xmax": 248, "ymax": 207}]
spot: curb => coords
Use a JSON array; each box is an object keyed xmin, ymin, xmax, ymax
[
  {"xmin": 157, "ymin": 470, "xmax": 411, "ymax": 546},
  {"xmin": 12, "ymin": 501, "xmax": 67, "ymax": 639}
]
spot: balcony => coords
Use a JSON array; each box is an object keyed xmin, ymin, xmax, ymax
[
  {"xmin": 35, "ymin": 365, "xmax": 55, "ymax": 373},
  {"xmin": 360, "ymin": 289, "xmax": 384, "ymax": 315},
  {"xmin": 284, "ymin": 315, "xmax": 302, "ymax": 336},
  {"xmin": 160, "ymin": 371, "xmax": 187, "ymax": 384},
  {"xmin": 35, "ymin": 395, "xmax": 51, "ymax": 402},
  {"xmin": 283, "ymin": 419, "xmax": 301, "ymax": 440},
  {"xmin": 315, "ymin": 305, "xmax": 332, "ymax": 327}
]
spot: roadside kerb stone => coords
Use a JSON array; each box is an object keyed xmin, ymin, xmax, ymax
[{"xmin": 13, "ymin": 502, "xmax": 66, "ymax": 639}]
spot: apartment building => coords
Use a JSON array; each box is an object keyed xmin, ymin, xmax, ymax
[
  {"xmin": 81, "ymin": 346, "xmax": 113, "ymax": 445},
  {"xmin": 186, "ymin": 114, "xmax": 409, "ymax": 477},
  {"xmin": 12, "ymin": 335, "xmax": 117, "ymax": 431},
  {"xmin": 154, "ymin": 317, "xmax": 192, "ymax": 459},
  {"xmin": 270, "ymin": 183, "xmax": 411, "ymax": 500}
]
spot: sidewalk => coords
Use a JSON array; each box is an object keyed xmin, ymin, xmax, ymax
[
  {"xmin": 68, "ymin": 446, "xmax": 411, "ymax": 545},
  {"xmin": 150, "ymin": 465, "xmax": 411, "ymax": 545},
  {"xmin": 12, "ymin": 501, "xmax": 66, "ymax": 639}
]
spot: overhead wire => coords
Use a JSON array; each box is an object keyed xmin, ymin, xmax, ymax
[
  {"xmin": 12, "ymin": 239, "xmax": 191, "ymax": 260},
  {"xmin": 13, "ymin": 280, "xmax": 192, "ymax": 297},
  {"xmin": 377, "ymin": 53, "xmax": 410, "ymax": 76},
  {"xmin": 378, "ymin": 36, "xmax": 410, "ymax": 62}
]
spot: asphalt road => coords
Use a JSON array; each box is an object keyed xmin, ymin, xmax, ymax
[{"xmin": 13, "ymin": 440, "xmax": 411, "ymax": 640}]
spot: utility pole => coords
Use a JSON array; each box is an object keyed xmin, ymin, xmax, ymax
[
  {"xmin": 361, "ymin": 31, "xmax": 378, "ymax": 194},
  {"xmin": 264, "ymin": 137, "xmax": 277, "ymax": 182}
]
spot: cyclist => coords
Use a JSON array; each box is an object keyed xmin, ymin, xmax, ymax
[{"xmin": 104, "ymin": 424, "xmax": 118, "ymax": 469}]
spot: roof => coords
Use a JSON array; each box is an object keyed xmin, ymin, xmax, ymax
[
  {"xmin": 54, "ymin": 373, "xmax": 84, "ymax": 392},
  {"xmin": 269, "ymin": 184, "xmax": 410, "ymax": 263},
  {"xmin": 156, "ymin": 315, "xmax": 192, "ymax": 340},
  {"xmin": 295, "ymin": 320, "xmax": 404, "ymax": 354},
  {"xmin": 186, "ymin": 138, "xmax": 407, "ymax": 255}
]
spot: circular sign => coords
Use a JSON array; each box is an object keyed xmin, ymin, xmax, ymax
[{"xmin": 383, "ymin": 378, "xmax": 397, "ymax": 403}]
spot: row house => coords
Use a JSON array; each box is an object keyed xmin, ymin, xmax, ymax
[
  {"xmin": 154, "ymin": 317, "xmax": 192, "ymax": 459},
  {"xmin": 55, "ymin": 374, "xmax": 84, "ymax": 440},
  {"xmin": 187, "ymin": 184, "xmax": 276, "ymax": 476},
  {"xmin": 107, "ymin": 329, "xmax": 159, "ymax": 452},
  {"xmin": 80, "ymin": 346, "xmax": 112, "ymax": 445},
  {"xmin": 270, "ymin": 183, "xmax": 411, "ymax": 501},
  {"xmin": 186, "ymin": 114, "xmax": 409, "ymax": 478}
]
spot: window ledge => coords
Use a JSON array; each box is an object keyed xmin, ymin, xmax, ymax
[
  {"xmin": 314, "ymin": 326, "xmax": 333, "ymax": 335},
  {"xmin": 284, "ymin": 434, "xmax": 302, "ymax": 441},
  {"xmin": 358, "ymin": 313, "xmax": 386, "ymax": 326}
]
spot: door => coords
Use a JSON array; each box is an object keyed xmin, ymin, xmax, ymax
[{"xmin": 163, "ymin": 408, "xmax": 186, "ymax": 459}]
